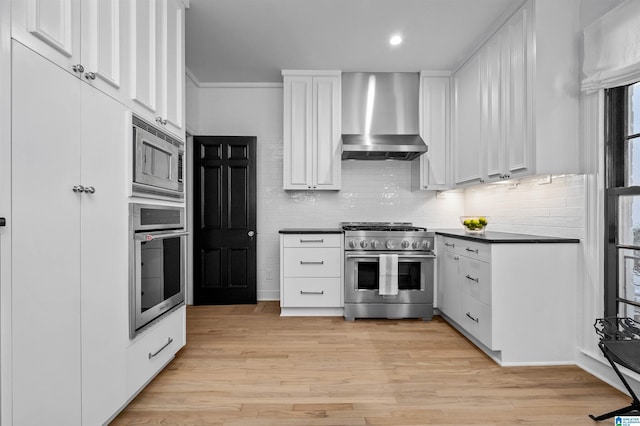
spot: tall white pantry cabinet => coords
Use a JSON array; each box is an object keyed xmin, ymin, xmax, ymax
[{"xmin": 7, "ymin": 0, "xmax": 187, "ymax": 424}]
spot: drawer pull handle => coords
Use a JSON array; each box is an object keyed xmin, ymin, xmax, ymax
[
  {"xmin": 300, "ymin": 261, "xmax": 324, "ymax": 265},
  {"xmin": 300, "ymin": 290, "xmax": 324, "ymax": 295},
  {"xmin": 444, "ymin": 242, "xmax": 455, "ymax": 247},
  {"xmin": 465, "ymin": 247, "xmax": 479, "ymax": 254},
  {"xmin": 300, "ymin": 239, "xmax": 324, "ymax": 243},
  {"xmin": 148, "ymin": 337, "xmax": 173, "ymax": 359},
  {"xmin": 465, "ymin": 312, "xmax": 480, "ymax": 323},
  {"xmin": 465, "ymin": 274, "xmax": 479, "ymax": 283}
]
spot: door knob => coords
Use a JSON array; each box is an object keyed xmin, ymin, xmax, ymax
[{"xmin": 248, "ymin": 230, "xmax": 256, "ymax": 238}]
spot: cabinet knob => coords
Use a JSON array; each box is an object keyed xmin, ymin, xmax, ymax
[
  {"xmin": 72, "ymin": 64, "xmax": 84, "ymax": 73},
  {"xmin": 85, "ymin": 186, "xmax": 96, "ymax": 194},
  {"xmin": 0, "ymin": 217, "xmax": 5, "ymax": 227},
  {"xmin": 72, "ymin": 185, "xmax": 85, "ymax": 193},
  {"xmin": 84, "ymin": 72, "xmax": 96, "ymax": 80},
  {"xmin": 155, "ymin": 116, "xmax": 167, "ymax": 125}
]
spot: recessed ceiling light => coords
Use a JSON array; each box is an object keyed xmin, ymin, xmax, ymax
[{"xmin": 389, "ymin": 34, "xmax": 403, "ymax": 46}]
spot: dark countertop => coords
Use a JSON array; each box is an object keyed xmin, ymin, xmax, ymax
[
  {"xmin": 435, "ymin": 229, "xmax": 580, "ymax": 244},
  {"xmin": 279, "ymin": 228, "xmax": 344, "ymax": 234}
]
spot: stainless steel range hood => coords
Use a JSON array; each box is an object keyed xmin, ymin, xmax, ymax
[{"xmin": 341, "ymin": 72, "xmax": 427, "ymax": 161}]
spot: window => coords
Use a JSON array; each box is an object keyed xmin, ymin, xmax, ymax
[{"xmin": 605, "ymin": 82, "xmax": 640, "ymax": 318}]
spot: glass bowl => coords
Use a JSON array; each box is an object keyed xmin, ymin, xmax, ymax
[{"xmin": 460, "ymin": 216, "xmax": 488, "ymax": 235}]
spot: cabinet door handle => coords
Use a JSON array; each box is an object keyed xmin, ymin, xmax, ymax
[
  {"xmin": 444, "ymin": 242, "xmax": 455, "ymax": 247},
  {"xmin": 466, "ymin": 312, "xmax": 479, "ymax": 323},
  {"xmin": 300, "ymin": 261, "xmax": 324, "ymax": 265},
  {"xmin": 300, "ymin": 239, "xmax": 324, "ymax": 243},
  {"xmin": 465, "ymin": 274, "xmax": 479, "ymax": 283},
  {"xmin": 465, "ymin": 247, "xmax": 479, "ymax": 254},
  {"xmin": 148, "ymin": 337, "xmax": 174, "ymax": 359},
  {"xmin": 300, "ymin": 290, "xmax": 324, "ymax": 295},
  {"xmin": 0, "ymin": 218, "xmax": 5, "ymax": 227}
]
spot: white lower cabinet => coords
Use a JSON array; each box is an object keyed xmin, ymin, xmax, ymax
[
  {"xmin": 280, "ymin": 233, "xmax": 344, "ymax": 315},
  {"xmin": 127, "ymin": 307, "xmax": 186, "ymax": 396},
  {"xmin": 436, "ymin": 234, "xmax": 578, "ymax": 365}
]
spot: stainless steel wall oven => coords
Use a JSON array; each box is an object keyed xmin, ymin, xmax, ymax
[
  {"xmin": 129, "ymin": 203, "xmax": 187, "ymax": 337},
  {"xmin": 343, "ymin": 222, "xmax": 435, "ymax": 321}
]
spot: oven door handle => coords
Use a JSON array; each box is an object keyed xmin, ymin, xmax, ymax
[
  {"xmin": 135, "ymin": 230, "xmax": 189, "ymax": 241},
  {"xmin": 345, "ymin": 254, "xmax": 436, "ymax": 259}
]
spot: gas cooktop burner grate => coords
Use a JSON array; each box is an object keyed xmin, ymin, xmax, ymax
[{"xmin": 341, "ymin": 222, "xmax": 427, "ymax": 232}]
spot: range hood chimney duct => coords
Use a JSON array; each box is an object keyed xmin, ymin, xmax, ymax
[{"xmin": 341, "ymin": 72, "xmax": 427, "ymax": 161}]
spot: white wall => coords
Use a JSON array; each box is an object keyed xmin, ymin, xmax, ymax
[{"xmin": 193, "ymin": 86, "xmax": 464, "ymax": 300}]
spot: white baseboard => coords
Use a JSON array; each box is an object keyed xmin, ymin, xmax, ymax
[
  {"xmin": 576, "ymin": 349, "xmax": 640, "ymax": 397},
  {"xmin": 257, "ymin": 289, "xmax": 280, "ymax": 301}
]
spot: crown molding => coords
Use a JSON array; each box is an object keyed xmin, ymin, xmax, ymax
[{"xmin": 185, "ymin": 68, "xmax": 282, "ymax": 88}]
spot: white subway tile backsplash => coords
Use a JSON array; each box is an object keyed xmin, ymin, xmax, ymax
[{"xmin": 464, "ymin": 174, "xmax": 586, "ymax": 239}]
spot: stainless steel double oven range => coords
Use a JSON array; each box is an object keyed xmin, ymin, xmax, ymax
[
  {"xmin": 129, "ymin": 115, "xmax": 187, "ymax": 338},
  {"xmin": 342, "ymin": 222, "xmax": 435, "ymax": 321}
]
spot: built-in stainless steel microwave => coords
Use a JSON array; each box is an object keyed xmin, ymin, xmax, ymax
[{"xmin": 132, "ymin": 115, "xmax": 184, "ymax": 200}]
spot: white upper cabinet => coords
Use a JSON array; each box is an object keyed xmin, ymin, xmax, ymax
[
  {"xmin": 12, "ymin": 0, "xmax": 127, "ymax": 101},
  {"xmin": 452, "ymin": 0, "xmax": 579, "ymax": 188},
  {"xmin": 11, "ymin": 0, "xmax": 81, "ymax": 73},
  {"xmin": 158, "ymin": 0, "xmax": 185, "ymax": 138},
  {"xmin": 453, "ymin": 54, "xmax": 483, "ymax": 186},
  {"xmin": 12, "ymin": 0, "xmax": 187, "ymax": 139},
  {"xmin": 501, "ymin": 3, "xmax": 533, "ymax": 180},
  {"xmin": 283, "ymin": 70, "xmax": 341, "ymax": 191},
  {"xmin": 411, "ymin": 74, "xmax": 450, "ymax": 191},
  {"xmin": 128, "ymin": 0, "xmax": 185, "ymax": 139}
]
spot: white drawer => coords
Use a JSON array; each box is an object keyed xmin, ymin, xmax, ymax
[
  {"xmin": 283, "ymin": 247, "xmax": 341, "ymax": 277},
  {"xmin": 459, "ymin": 256, "xmax": 491, "ymax": 305},
  {"xmin": 456, "ymin": 239, "xmax": 491, "ymax": 262},
  {"xmin": 283, "ymin": 277, "xmax": 342, "ymax": 307},
  {"xmin": 460, "ymin": 292, "xmax": 493, "ymax": 349},
  {"xmin": 439, "ymin": 236, "xmax": 458, "ymax": 253},
  {"xmin": 126, "ymin": 307, "xmax": 185, "ymax": 396},
  {"xmin": 282, "ymin": 234, "xmax": 342, "ymax": 248}
]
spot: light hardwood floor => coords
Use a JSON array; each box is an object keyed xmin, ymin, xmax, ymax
[{"xmin": 112, "ymin": 302, "xmax": 628, "ymax": 425}]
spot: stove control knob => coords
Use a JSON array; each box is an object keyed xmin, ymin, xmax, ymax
[
  {"xmin": 360, "ymin": 240, "xmax": 369, "ymax": 248},
  {"xmin": 412, "ymin": 241, "xmax": 421, "ymax": 249},
  {"xmin": 386, "ymin": 240, "xmax": 396, "ymax": 249},
  {"xmin": 349, "ymin": 240, "xmax": 358, "ymax": 249},
  {"xmin": 422, "ymin": 240, "xmax": 431, "ymax": 249},
  {"xmin": 371, "ymin": 240, "xmax": 380, "ymax": 249},
  {"xmin": 401, "ymin": 240, "xmax": 410, "ymax": 249}
]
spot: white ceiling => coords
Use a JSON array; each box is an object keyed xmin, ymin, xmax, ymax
[{"xmin": 185, "ymin": 0, "xmax": 523, "ymax": 84}]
